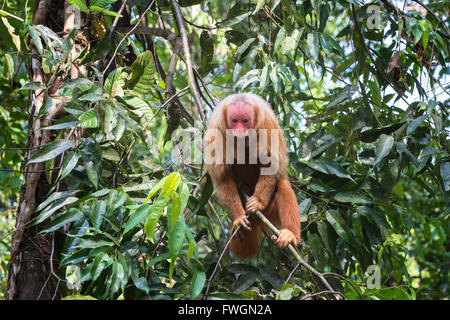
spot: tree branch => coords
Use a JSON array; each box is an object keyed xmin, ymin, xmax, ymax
[
  {"xmin": 170, "ymin": 0, "xmax": 205, "ymax": 123},
  {"xmin": 204, "ymin": 186, "xmax": 342, "ymax": 300}
]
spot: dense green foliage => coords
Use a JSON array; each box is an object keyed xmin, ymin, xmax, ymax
[{"xmin": 0, "ymin": 0, "xmax": 448, "ymax": 300}]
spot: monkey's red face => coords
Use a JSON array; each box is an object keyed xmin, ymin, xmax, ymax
[{"xmin": 226, "ymin": 102, "xmax": 254, "ymax": 139}]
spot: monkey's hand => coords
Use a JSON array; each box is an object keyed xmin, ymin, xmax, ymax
[
  {"xmin": 232, "ymin": 214, "xmax": 252, "ymax": 232},
  {"xmin": 245, "ymin": 195, "xmax": 265, "ymax": 213},
  {"xmin": 272, "ymin": 229, "xmax": 298, "ymax": 248}
]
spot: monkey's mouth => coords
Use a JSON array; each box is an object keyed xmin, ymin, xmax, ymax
[{"xmin": 233, "ymin": 129, "xmax": 249, "ymax": 139}]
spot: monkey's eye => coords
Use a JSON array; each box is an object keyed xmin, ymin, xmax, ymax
[
  {"xmin": 242, "ymin": 119, "xmax": 248, "ymax": 123},
  {"xmin": 232, "ymin": 119, "xmax": 238, "ymax": 123}
]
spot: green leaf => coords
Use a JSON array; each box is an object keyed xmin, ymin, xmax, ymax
[
  {"xmin": 187, "ymin": 239, "xmax": 195, "ymax": 263},
  {"xmin": 28, "ymin": 26, "xmax": 43, "ymax": 55},
  {"xmin": 84, "ymin": 158, "xmax": 99, "ymax": 189},
  {"xmin": 216, "ymin": 12, "xmax": 251, "ymax": 28},
  {"xmin": 20, "ymin": 81, "xmax": 44, "ymax": 91},
  {"xmin": 407, "ymin": 114, "xmax": 427, "ymax": 136},
  {"xmin": 320, "ymin": 33, "xmax": 345, "ymax": 56},
  {"xmin": 127, "ymin": 51, "xmax": 158, "ymax": 97},
  {"xmin": 57, "ymin": 151, "xmax": 79, "ymax": 181},
  {"xmin": 117, "ymin": 252, "xmax": 129, "ymax": 293},
  {"xmin": 144, "ymin": 177, "xmax": 167, "ymax": 203},
  {"xmin": 335, "ymin": 192, "xmax": 373, "ymax": 204},
  {"xmin": 104, "ymin": 68, "xmax": 126, "ymax": 96},
  {"xmin": 4, "ymin": 52, "xmax": 14, "ymax": 79},
  {"xmin": 317, "ymin": 221, "xmax": 335, "ymax": 257},
  {"xmin": 225, "ymin": 30, "xmax": 246, "ymax": 46},
  {"xmin": 28, "ymin": 140, "xmax": 74, "ymax": 164},
  {"xmin": 145, "ymin": 196, "xmax": 170, "ymax": 238},
  {"xmin": 67, "ymin": 0, "xmax": 88, "ymax": 11},
  {"xmin": 40, "ymin": 121, "xmax": 79, "ymax": 131},
  {"xmin": 78, "ymin": 109, "xmax": 98, "ymax": 128},
  {"xmin": 235, "ymin": 38, "xmax": 256, "ymax": 61},
  {"xmin": 40, "ymin": 208, "xmax": 84, "ymax": 233},
  {"xmin": 274, "ymin": 28, "xmax": 286, "ymax": 53},
  {"xmin": 78, "ymin": 86, "xmax": 104, "ymax": 102},
  {"xmin": 326, "ymin": 210, "xmax": 358, "ymax": 248},
  {"xmin": 104, "ymin": 105, "xmax": 117, "ymax": 134},
  {"xmin": 0, "ymin": 17, "xmax": 21, "ymax": 51},
  {"xmin": 160, "ymin": 172, "xmax": 182, "ymax": 198},
  {"xmin": 179, "ymin": 0, "xmax": 203, "ymax": 6},
  {"xmin": 109, "ymin": 259, "xmax": 125, "ymax": 296},
  {"xmin": 200, "ymin": 31, "xmax": 214, "ymax": 70},
  {"xmin": 168, "ymin": 211, "xmax": 185, "ymax": 259},
  {"xmin": 171, "ymin": 182, "xmax": 189, "ymax": 231},
  {"xmin": 374, "ymin": 134, "xmax": 394, "ymax": 166},
  {"xmin": 62, "ymin": 295, "xmax": 97, "ymax": 300},
  {"xmin": 440, "ymin": 161, "xmax": 450, "ymax": 192},
  {"xmin": 418, "ymin": 20, "xmax": 429, "ymax": 50},
  {"xmin": 305, "ymin": 158, "xmax": 353, "ymax": 181},
  {"xmin": 357, "ymin": 206, "xmax": 390, "ymax": 229},
  {"xmin": 91, "ymin": 253, "xmax": 106, "ymax": 280},
  {"xmin": 360, "ymin": 122, "xmax": 405, "ymax": 143},
  {"xmin": 36, "ymin": 191, "xmax": 76, "ymax": 212},
  {"xmin": 191, "ymin": 269, "xmax": 206, "ymax": 299},
  {"xmin": 253, "ymin": 0, "xmax": 266, "ymax": 14},
  {"xmin": 306, "ymin": 33, "xmax": 319, "ymax": 66},
  {"xmin": 277, "ymin": 284, "xmax": 295, "ymax": 300},
  {"xmin": 123, "ymin": 203, "xmax": 151, "ymax": 235},
  {"xmin": 91, "ymin": 200, "xmax": 106, "ymax": 228},
  {"xmin": 78, "ymin": 239, "xmax": 115, "ymax": 249},
  {"xmin": 259, "ymin": 64, "xmax": 270, "ymax": 92},
  {"xmin": 233, "ymin": 273, "xmax": 258, "ymax": 294},
  {"xmin": 319, "ymin": 4, "xmax": 329, "ymax": 32},
  {"xmin": 89, "ymin": 5, "xmax": 123, "ymax": 17}
]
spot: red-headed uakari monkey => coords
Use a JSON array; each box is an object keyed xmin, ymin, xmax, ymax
[{"xmin": 205, "ymin": 93, "xmax": 300, "ymax": 259}]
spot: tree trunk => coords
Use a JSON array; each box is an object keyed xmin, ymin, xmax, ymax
[{"xmin": 6, "ymin": 0, "xmax": 77, "ymax": 300}]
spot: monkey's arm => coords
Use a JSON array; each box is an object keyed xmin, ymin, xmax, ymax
[
  {"xmin": 246, "ymin": 174, "xmax": 278, "ymax": 213},
  {"xmin": 214, "ymin": 174, "xmax": 251, "ymax": 230}
]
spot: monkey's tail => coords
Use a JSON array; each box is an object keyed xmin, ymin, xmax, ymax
[{"xmin": 230, "ymin": 216, "xmax": 262, "ymax": 259}]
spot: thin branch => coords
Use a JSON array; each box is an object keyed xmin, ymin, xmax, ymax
[
  {"xmin": 0, "ymin": 9, "xmax": 24, "ymax": 22},
  {"xmin": 108, "ymin": 0, "xmax": 128, "ymax": 36},
  {"xmin": 239, "ymin": 190, "xmax": 341, "ymax": 299},
  {"xmin": 0, "ymin": 167, "xmax": 61, "ymax": 173},
  {"xmin": 170, "ymin": 0, "xmax": 205, "ymax": 123},
  {"xmin": 115, "ymin": 26, "xmax": 195, "ymax": 126},
  {"xmin": 115, "ymin": 26, "xmax": 179, "ymax": 41},
  {"xmin": 301, "ymin": 290, "xmax": 345, "ymax": 300},
  {"xmin": 204, "ymin": 224, "xmax": 241, "ymax": 299},
  {"xmin": 380, "ymin": 0, "xmax": 450, "ymax": 39},
  {"xmin": 103, "ymin": 0, "xmax": 156, "ymax": 75},
  {"xmin": 323, "ymin": 272, "xmax": 364, "ymax": 300},
  {"xmin": 284, "ymin": 260, "xmax": 302, "ymax": 285},
  {"xmin": 204, "ymin": 186, "xmax": 342, "ymax": 299},
  {"xmin": 208, "ymin": 200, "xmax": 225, "ymax": 235},
  {"xmin": 411, "ymin": 0, "xmax": 450, "ymax": 37}
]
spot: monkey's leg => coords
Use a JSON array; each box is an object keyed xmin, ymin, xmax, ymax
[
  {"xmin": 271, "ymin": 178, "xmax": 300, "ymax": 248},
  {"xmin": 230, "ymin": 215, "xmax": 262, "ymax": 259}
]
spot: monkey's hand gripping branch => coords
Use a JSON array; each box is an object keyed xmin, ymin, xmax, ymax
[{"xmin": 239, "ymin": 190, "xmax": 342, "ymax": 300}]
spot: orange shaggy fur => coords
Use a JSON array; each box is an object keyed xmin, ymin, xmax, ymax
[{"xmin": 205, "ymin": 93, "xmax": 300, "ymax": 259}]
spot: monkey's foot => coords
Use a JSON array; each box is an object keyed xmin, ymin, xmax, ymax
[
  {"xmin": 272, "ymin": 229, "xmax": 298, "ymax": 248},
  {"xmin": 246, "ymin": 196, "xmax": 264, "ymax": 213},
  {"xmin": 232, "ymin": 215, "xmax": 252, "ymax": 232}
]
